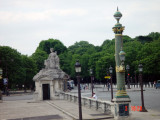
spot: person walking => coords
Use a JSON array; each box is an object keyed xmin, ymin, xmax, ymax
[
  {"xmin": 107, "ymin": 83, "xmax": 110, "ymax": 91},
  {"xmin": 92, "ymin": 93, "xmax": 98, "ymax": 100}
]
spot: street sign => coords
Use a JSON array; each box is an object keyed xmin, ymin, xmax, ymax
[{"xmin": 104, "ymin": 76, "xmax": 111, "ymax": 79}]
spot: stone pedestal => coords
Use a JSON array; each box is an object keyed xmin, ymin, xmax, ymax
[
  {"xmin": 34, "ymin": 79, "xmax": 64, "ymax": 101},
  {"xmin": 113, "ymin": 98, "xmax": 131, "ymax": 120}
]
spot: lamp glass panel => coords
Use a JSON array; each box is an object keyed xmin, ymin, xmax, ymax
[
  {"xmin": 75, "ymin": 68, "xmax": 78, "ymax": 73},
  {"xmin": 75, "ymin": 67, "xmax": 81, "ymax": 73},
  {"xmin": 78, "ymin": 67, "xmax": 81, "ymax": 72},
  {"xmin": 109, "ymin": 69, "xmax": 113, "ymax": 74},
  {"xmin": 139, "ymin": 68, "xmax": 143, "ymax": 72},
  {"xmin": 0, "ymin": 69, "xmax": 2, "ymax": 75},
  {"xmin": 90, "ymin": 69, "xmax": 93, "ymax": 75},
  {"xmin": 120, "ymin": 54, "xmax": 125, "ymax": 61}
]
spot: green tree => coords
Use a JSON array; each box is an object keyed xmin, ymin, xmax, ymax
[
  {"xmin": 36, "ymin": 39, "xmax": 67, "ymax": 55},
  {"xmin": 0, "ymin": 46, "xmax": 24, "ymax": 89},
  {"xmin": 21, "ymin": 55, "xmax": 37, "ymax": 90},
  {"xmin": 31, "ymin": 49, "xmax": 48, "ymax": 71}
]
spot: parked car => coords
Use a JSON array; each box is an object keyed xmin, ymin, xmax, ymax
[{"xmin": 155, "ymin": 80, "xmax": 160, "ymax": 89}]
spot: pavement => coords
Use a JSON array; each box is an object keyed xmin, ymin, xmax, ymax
[
  {"xmin": 0, "ymin": 90, "xmax": 160, "ymax": 120},
  {"xmin": 0, "ymin": 98, "xmax": 114, "ymax": 120},
  {"xmin": 131, "ymin": 110, "xmax": 160, "ymax": 120}
]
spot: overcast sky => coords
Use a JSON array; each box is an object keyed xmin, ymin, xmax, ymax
[{"xmin": 0, "ymin": 0, "xmax": 160, "ymax": 56}]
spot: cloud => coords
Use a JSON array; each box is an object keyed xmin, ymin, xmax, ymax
[
  {"xmin": 0, "ymin": 0, "xmax": 160, "ymax": 55},
  {"xmin": 0, "ymin": 8, "xmax": 88, "ymax": 24}
]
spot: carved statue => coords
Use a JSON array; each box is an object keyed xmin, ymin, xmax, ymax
[{"xmin": 44, "ymin": 48, "xmax": 60, "ymax": 69}]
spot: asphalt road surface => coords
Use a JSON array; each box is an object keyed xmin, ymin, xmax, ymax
[
  {"xmin": 2, "ymin": 87, "xmax": 160, "ymax": 112},
  {"xmin": 81, "ymin": 87, "xmax": 160, "ymax": 112}
]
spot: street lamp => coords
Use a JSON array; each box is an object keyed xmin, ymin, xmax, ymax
[
  {"xmin": 126, "ymin": 65, "xmax": 130, "ymax": 89},
  {"xmin": 75, "ymin": 60, "xmax": 82, "ymax": 120},
  {"xmin": 109, "ymin": 66, "xmax": 113, "ymax": 102},
  {"xmin": 0, "ymin": 68, "xmax": 3, "ymax": 102},
  {"xmin": 119, "ymin": 50, "xmax": 126, "ymax": 63},
  {"xmin": 90, "ymin": 68, "xmax": 94, "ymax": 96},
  {"xmin": 138, "ymin": 64, "xmax": 147, "ymax": 112}
]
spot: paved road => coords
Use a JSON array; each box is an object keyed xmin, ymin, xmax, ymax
[
  {"xmin": 70, "ymin": 87, "xmax": 160, "ymax": 112},
  {"xmin": 2, "ymin": 87, "xmax": 160, "ymax": 112}
]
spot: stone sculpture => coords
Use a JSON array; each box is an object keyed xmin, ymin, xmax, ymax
[
  {"xmin": 44, "ymin": 48, "xmax": 60, "ymax": 69},
  {"xmin": 33, "ymin": 48, "xmax": 69, "ymax": 101}
]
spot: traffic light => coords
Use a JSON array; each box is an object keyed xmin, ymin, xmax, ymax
[{"xmin": 128, "ymin": 73, "xmax": 130, "ymax": 76}]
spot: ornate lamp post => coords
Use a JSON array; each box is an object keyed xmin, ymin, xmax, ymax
[
  {"xmin": 109, "ymin": 66, "xmax": 113, "ymax": 102},
  {"xmin": 112, "ymin": 7, "xmax": 131, "ymax": 119},
  {"xmin": 90, "ymin": 68, "xmax": 94, "ymax": 96},
  {"xmin": 126, "ymin": 65, "xmax": 130, "ymax": 89},
  {"xmin": 138, "ymin": 64, "xmax": 147, "ymax": 112},
  {"xmin": 0, "ymin": 68, "xmax": 3, "ymax": 102},
  {"xmin": 75, "ymin": 60, "xmax": 82, "ymax": 120},
  {"xmin": 134, "ymin": 71, "xmax": 137, "ymax": 87}
]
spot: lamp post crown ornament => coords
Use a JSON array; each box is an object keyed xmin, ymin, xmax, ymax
[
  {"xmin": 114, "ymin": 7, "xmax": 122, "ymax": 23},
  {"xmin": 113, "ymin": 7, "xmax": 124, "ymax": 34}
]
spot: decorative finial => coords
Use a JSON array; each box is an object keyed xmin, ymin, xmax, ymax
[{"xmin": 114, "ymin": 7, "xmax": 122, "ymax": 23}]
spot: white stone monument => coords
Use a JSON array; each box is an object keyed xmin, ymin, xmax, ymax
[{"xmin": 33, "ymin": 48, "xmax": 69, "ymax": 101}]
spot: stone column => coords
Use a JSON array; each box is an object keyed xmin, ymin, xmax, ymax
[{"xmin": 112, "ymin": 8, "xmax": 131, "ymax": 120}]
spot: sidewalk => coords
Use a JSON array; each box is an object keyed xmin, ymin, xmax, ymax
[
  {"xmin": 0, "ymin": 100, "xmax": 72, "ymax": 120},
  {"xmin": 47, "ymin": 99, "xmax": 114, "ymax": 120},
  {"xmin": 131, "ymin": 109, "xmax": 160, "ymax": 120}
]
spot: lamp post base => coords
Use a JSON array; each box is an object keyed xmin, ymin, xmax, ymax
[
  {"xmin": 140, "ymin": 107, "xmax": 148, "ymax": 112},
  {"xmin": 113, "ymin": 97, "xmax": 131, "ymax": 120}
]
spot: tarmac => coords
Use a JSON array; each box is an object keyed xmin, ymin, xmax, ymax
[{"xmin": 0, "ymin": 91, "xmax": 160, "ymax": 120}]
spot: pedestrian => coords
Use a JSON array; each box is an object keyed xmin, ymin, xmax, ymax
[
  {"xmin": 108, "ymin": 83, "xmax": 110, "ymax": 91},
  {"xmin": 92, "ymin": 93, "xmax": 98, "ymax": 100},
  {"xmin": 85, "ymin": 84, "xmax": 88, "ymax": 89},
  {"xmin": 154, "ymin": 81, "xmax": 156, "ymax": 88},
  {"xmin": 83, "ymin": 85, "xmax": 86, "ymax": 91}
]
